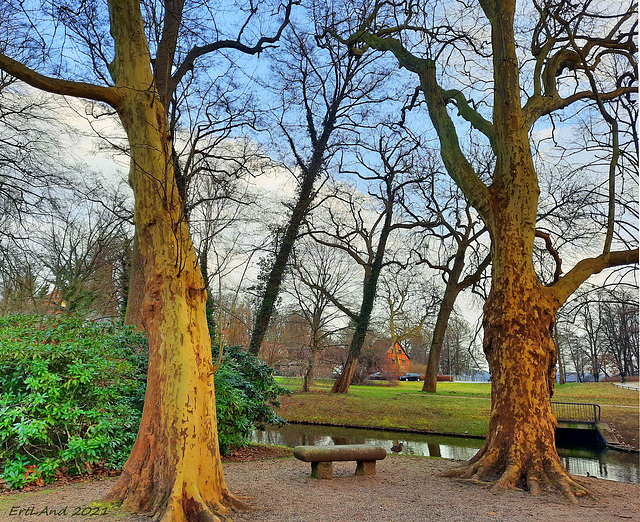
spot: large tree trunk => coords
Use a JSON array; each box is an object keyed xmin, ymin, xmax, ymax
[
  {"xmin": 0, "ymin": 3, "xmax": 239, "ymax": 512},
  {"xmin": 344, "ymin": 0, "xmax": 637, "ymax": 500},
  {"xmin": 248, "ymin": 177, "xmax": 324, "ymax": 357},
  {"xmin": 106, "ymin": 211, "xmax": 238, "ymax": 519},
  {"xmin": 440, "ymin": 3, "xmax": 589, "ymax": 492},
  {"xmin": 106, "ymin": 95, "xmax": 240, "ymax": 521},
  {"xmin": 104, "ymin": 1, "xmax": 239, "ymax": 519},
  {"xmin": 444, "ymin": 264, "xmax": 587, "ymax": 497},
  {"xmin": 442, "ymin": 172, "xmax": 589, "ymax": 499}
]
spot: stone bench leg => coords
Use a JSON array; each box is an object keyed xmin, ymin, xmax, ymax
[
  {"xmin": 311, "ymin": 461, "xmax": 333, "ymax": 479},
  {"xmin": 355, "ymin": 460, "xmax": 376, "ymax": 476}
]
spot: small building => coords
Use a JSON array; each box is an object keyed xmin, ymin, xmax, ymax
[{"xmin": 382, "ymin": 341, "xmax": 410, "ymax": 375}]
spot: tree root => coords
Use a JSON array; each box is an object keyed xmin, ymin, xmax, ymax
[
  {"xmin": 107, "ymin": 472, "xmax": 248, "ymax": 522},
  {"xmin": 439, "ymin": 453, "xmax": 592, "ymax": 502},
  {"xmin": 544, "ymin": 460, "xmax": 591, "ymax": 502},
  {"xmin": 157, "ymin": 487, "xmax": 248, "ymax": 522}
]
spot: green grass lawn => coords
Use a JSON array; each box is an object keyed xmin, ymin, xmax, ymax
[
  {"xmin": 554, "ymin": 382, "xmax": 639, "ymax": 406},
  {"xmin": 276, "ymin": 379, "xmax": 492, "ymax": 437},
  {"xmin": 274, "ymin": 378, "xmax": 639, "ymax": 446},
  {"xmin": 275, "ymin": 378, "xmax": 493, "ymax": 397}
]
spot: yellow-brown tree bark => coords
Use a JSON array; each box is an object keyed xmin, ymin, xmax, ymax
[
  {"xmin": 336, "ymin": 0, "xmax": 638, "ymax": 498},
  {"xmin": 0, "ymin": 1, "xmax": 240, "ymax": 519},
  {"xmin": 103, "ymin": 2, "xmax": 238, "ymax": 518}
]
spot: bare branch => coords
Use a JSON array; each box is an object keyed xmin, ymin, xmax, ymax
[
  {"xmin": 550, "ymin": 248, "xmax": 639, "ymax": 307},
  {"xmin": 171, "ymin": 0, "xmax": 297, "ymax": 90},
  {"xmin": 535, "ymin": 230, "xmax": 562, "ymax": 284},
  {"xmin": 0, "ymin": 54, "xmax": 122, "ymax": 107}
]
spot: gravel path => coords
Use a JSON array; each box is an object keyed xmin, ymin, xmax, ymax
[
  {"xmin": 1, "ymin": 455, "xmax": 638, "ymax": 521},
  {"xmin": 224, "ymin": 455, "xmax": 640, "ymax": 522}
]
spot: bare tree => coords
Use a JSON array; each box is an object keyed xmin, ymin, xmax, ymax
[
  {"xmin": 601, "ymin": 291, "xmax": 639, "ymax": 378},
  {"xmin": 332, "ymin": 0, "xmax": 637, "ymax": 496},
  {"xmin": 305, "ymin": 127, "xmax": 438, "ymax": 393},
  {"xmin": 287, "ymin": 239, "xmax": 353, "ymax": 391},
  {"xmin": 0, "ymin": 75, "xmax": 72, "ymax": 245},
  {"xmin": 560, "ymin": 285, "xmax": 639, "ymax": 382},
  {"xmin": 554, "ymin": 314, "xmax": 588, "ymax": 382},
  {"xmin": 410, "ymin": 179, "xmax": 490, "ymax": 392},
  {"xmin": 0, "ymin": 1, "xmax": 293, "ymax": 518},
  {"xmin": 185, "ymin": 136, "xmax": 266, "ymax": 333},
  {"xmin": 376, "ymin": 267, "xmax": 438, "ymax": 376},
  {"xmin": 440, "ymin": 315, "xmax": 478, "ymax": 377},
  {"xmin": 248, "ymin": 1, "xmax": 392, "ymax": 355},
  {"xmin": 0, "ymin": 241, "xmax": 46, "ymax": 314},
  {"xmin": 33, "ymin": 200, "xmax": 129, "ymax": 318}
]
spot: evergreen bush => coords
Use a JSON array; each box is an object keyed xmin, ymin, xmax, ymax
[
  {"xmin": 0, "ymin": 314, "xmax": 288, "ymax": 488},
  {"xmin": 0, "ymin": 315, "xmax": 147, "ymax": 488},
  {"xmin": 213, "ymin": 344, "xmax": 289, "ymax": 454}
]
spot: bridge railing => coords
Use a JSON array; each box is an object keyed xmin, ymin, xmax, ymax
[{"xmin": 551, "ymin": 402, "xmax": 601, "ymax": 424}]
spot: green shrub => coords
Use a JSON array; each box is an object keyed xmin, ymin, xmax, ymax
[
  {"xmin": 213, "ymin": 344, "xmax": 289, "ymax": 454},
  {"xmin": 0, "ymin": 314, "xmax": 289, "ymax": 488},
  {"xmin": 0, "ymin": 315, "xmax": 146, "ymax": 488}
]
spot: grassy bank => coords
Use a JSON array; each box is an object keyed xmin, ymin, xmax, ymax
[{"xmin": 274, "ymin": 379, "xmax": 639, "ymax": 447}]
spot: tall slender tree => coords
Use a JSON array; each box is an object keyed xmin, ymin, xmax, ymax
[
  {"xmin": 412, "ymin": 184, "xmax": 490, "ymax": 392},
  {"xmin": 0, "ymin": 1, "xmax": 292, "ymax": 519},
  {"xmin": 248, "ymin": 1, "xmax": 390, "ymax": 355},
  {"xmin": 333, "ymin": 0, "xmax": 638, "ymax": 497},
  {"xmin": 305, "ymin": 128, "xmax": 438, "ymax": 392}
]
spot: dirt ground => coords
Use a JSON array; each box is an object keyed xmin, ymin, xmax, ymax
[{"xmin": 1, "ymin": 448, "xmax": 639, "ymax": 521}]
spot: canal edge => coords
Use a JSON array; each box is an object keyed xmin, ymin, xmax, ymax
[
  {"xmin": 285, "ymin": 420, "xmax": 486, "ymax": 440},
  {"xmin": 286, "ymin": 420, "xmax": 639, "ymax": 453}
]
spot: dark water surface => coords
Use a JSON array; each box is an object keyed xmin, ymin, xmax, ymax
[{"xmin": 253, "ymin": 424, "xmax": 640, "ymax": 484}]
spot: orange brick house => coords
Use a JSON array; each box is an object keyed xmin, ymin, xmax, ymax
[{"xmin": 382, "ymin": 341, "xmax": 410, "ymax": 375}]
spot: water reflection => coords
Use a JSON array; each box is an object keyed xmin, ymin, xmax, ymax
[{"xmin": 252, "ymin": 424, "xmax": 639, "ymax": 484}]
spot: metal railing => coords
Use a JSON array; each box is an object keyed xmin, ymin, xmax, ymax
[{"xmin": 551, "ymin": 402, "xmax": 600, "ymax": 424}]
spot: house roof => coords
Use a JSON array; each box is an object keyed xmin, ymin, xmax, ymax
[{"xmin": 386, "ymin": 341, "xmax": 410, "ymax": 359}]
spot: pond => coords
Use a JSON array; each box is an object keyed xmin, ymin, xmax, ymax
[{"xmin": 253, "ymin": 423, "xmax": 640, "ymax": 485}]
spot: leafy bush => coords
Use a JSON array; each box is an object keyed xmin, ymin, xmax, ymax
[
  {"xmin": 0, "ymin": 315, "xmax": 147, "ymax": 488},
  {"xmin": 213, "ymin": 344, "xmax": 289, "ymax": 454},
  {"xmin": 0, "ymin": 314, "xmax": 289, "ymax": 488}
]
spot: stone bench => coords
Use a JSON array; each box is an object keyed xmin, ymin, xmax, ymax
[{"xmin": 293, "ymin": 444, "xmax": 386, "ymax": 479}]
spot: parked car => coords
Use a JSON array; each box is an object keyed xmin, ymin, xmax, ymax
[
  {"xmin": 399, "ymin": 372, "xmax": 421, "ymax": 382},
  {"xmin": 368, "ymin": 371, "xmax": 393, "ymax": 381}
]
